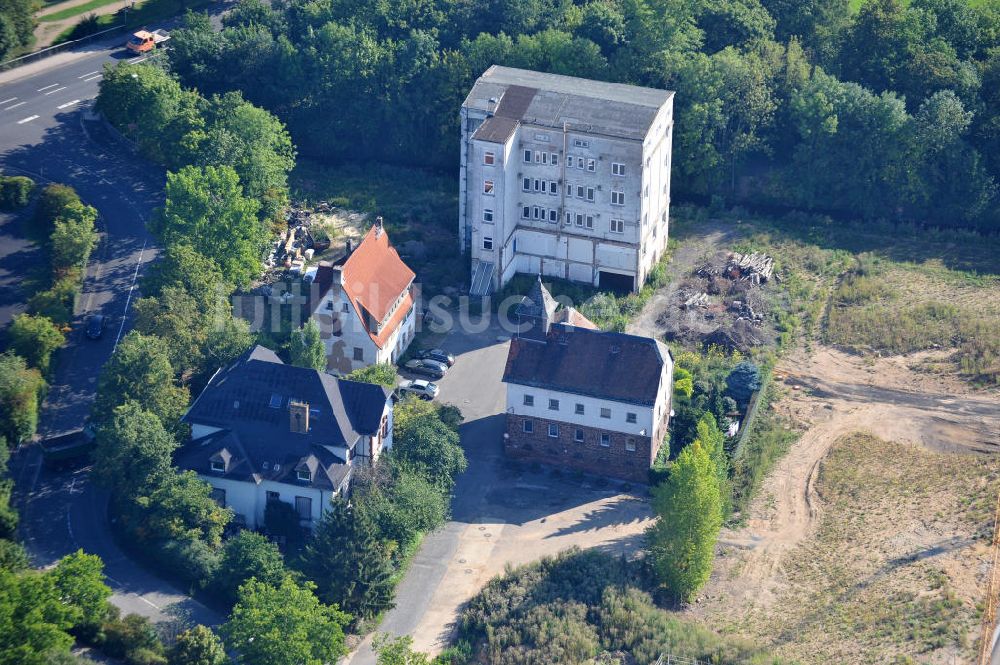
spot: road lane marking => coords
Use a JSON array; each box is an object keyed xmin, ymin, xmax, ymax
[
  {"xmin": 57, "ymin": 99, "xmax": 80, "ymax": 109},
  {"xmin": 0, "ymin": 97, "xmax": 15, "ymax": 105},
  {"xmin": 83, "ymin": 74, "xmax": 102, "ymax": 82},
  {"xmin": 78, "ymin": 71, "xmax": 100, "ymax": 78},
  {"xmin": 17, "ymin": 115, "xmax": 39, "ymax": 124},
  {"xmin": 4, "ymin": 101, "xmax": 26, "ymax": 111},
  {"xmin": 128, "ymin": 56, "xmax": 148, "ymax": 64},
  {"xmin": 113, "ymin": 239, "xmax": 147, "ymax": 353},
  {"xmin": 37, "ymin": 83, "xmax": 59, "ymax": 91},
  {"xmin": 44, "ymin": 86, "xmax": 68, "ymax": 95}
]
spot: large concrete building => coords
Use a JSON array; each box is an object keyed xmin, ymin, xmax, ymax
[{"xmin": 459, "ymin": 66, "xmax": 675, "ymax": 295}]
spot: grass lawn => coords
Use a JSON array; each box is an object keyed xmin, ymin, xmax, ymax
[
  {"xmin": 40, "ymin": 0, "xmax": 121, "ymax": 23},
  {"xmin": 55, "ymin": 0, "xmax": 212, "ymax": 43},
  {"xmin": 741, "ymin": 433, "xmax": 999, "ymax": 664}
]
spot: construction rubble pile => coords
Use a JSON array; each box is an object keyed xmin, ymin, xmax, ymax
[{"xmin": 660, "ymin": 250, "xmax": 780, "ymax": 353}]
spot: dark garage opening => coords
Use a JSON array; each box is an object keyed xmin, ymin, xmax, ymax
[{"xmin": 598, "ymin": 270, "xmax": 634, "ymax": 293}]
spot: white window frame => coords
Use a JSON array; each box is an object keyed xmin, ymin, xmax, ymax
[
  {"xmin": 600, "ymin": 407, "xmax": 611, "ymax": 419},
  {"xmin": 586, "ymin": 158, "xmax": 596, "ymax": 172},
  {"xmin": 585, "ymin": 215, "xmax": 594, "ymax": 229},
  {"xmin": 611, "ymin": 191, "xmax": 625, "ymax": 206},
  {"xmin": 574, "ymin": 428, "xmax": 584, "ymax": 443},
  {"xmin": 612, "ymin": 162, "xmax": 625, "ymax": 176},
  {"xmin": 548, "ymin": 398, "xmax": 559, "ymax": 411},
  {"xmin": 549, "ymin": 181, "xmax": 558, "ymax": 195},
  {"xmin": 484, "ymin": 180, "xmax": 495, "ymax": 195},
  {"xmin": 610, "ymin": 218, "xmax": 625, "ymax": 234},
  {"xmin": 625, "ymin": 438, "xmax": 636, "ymax": 452},
  {"xmin": 483, "ymin": 208, "xmax": 494, "ymax": 223},
  {"xmin": 522, "ymin": 177, "xmax": 530, "ymax": 192},
  {"xmin": 521, "ymin": 206, "xmax": 530, "ymax": 219},
  {"xmin": 523, "ymin": 149, "xmax": 532, "ymax": 163},
  {"xmin": 600, "ymin": 433, "xmax": 611, "ymax": 447},
  {"xmin": 575, "ymin": 403, "xmax": 585, "ymax": 415},
  {"xmin": 586, "ymin": 187, "xmax": 595, "ymax": 202},
  {"xmin": 548, "ymin": 209, "xmax": 558, "ymax": 223},
  {"xmin": 523, "ymin": 419, "xmax": 534, "ymax": 433},
  {"xmin": 523, "ymin": 394, "xmax": 534, "ymax": 406},
  {"xmin": 550, "ymin": 152, "xmax": 559, "ymax": 165},
  {"xmin": 548, "ymin": 423, "xmax": 559, "ymax": 438},
  {"xmin": 482, "ymin": 236, "xmax": 493, "ymax": 251},
  {"xmin": 484, "ymin": 151, "xmax": 495, "ymax": 165},
  {"xmin": 211, "ymin": 460, "xmax": 225, "ymax": 473},
  {"xmin": 567, "ymin": 156, "xmax": 574, "ymax": 168}
]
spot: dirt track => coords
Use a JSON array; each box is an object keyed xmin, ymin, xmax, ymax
[{"xmin": 702, "ymin": 346, "xmax": 1000, "ymax": 611}]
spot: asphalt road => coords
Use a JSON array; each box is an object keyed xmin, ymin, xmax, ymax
[{"xmin": 1, "ymin": 29, "xmax": 222, "ymax": 629}]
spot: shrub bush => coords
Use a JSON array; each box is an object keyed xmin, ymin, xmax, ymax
[
  {"xmin": 34, "ymin": 184, "xmax": 81, "ymax": 236},
  {"xmin": 0, "ymin": 175, "xmax": 34, "ymax": 210},
  {"xmin": 7, "ymin": 314, "xmax": 65, "ymax": 374}
]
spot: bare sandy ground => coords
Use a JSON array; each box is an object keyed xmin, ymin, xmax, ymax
[{"xmin": 691, "ymin": 344, "xmax": 1000, "ymax": 619}]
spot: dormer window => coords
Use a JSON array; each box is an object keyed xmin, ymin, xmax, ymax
[
  {"xmin": 297, "ymin": 469, "xmax": 311, "ymax": 482},
  {"xmin": 211, "ymin": 460, "xmax": 225, "ymax": 473}
]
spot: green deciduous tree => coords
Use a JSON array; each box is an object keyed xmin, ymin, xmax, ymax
[
  {"xmin": 346, "ymin": 363, "xmax": 397, "ymax": 387},
  {"xmin": 647, "ymin": 441, "xmax": 723, "ymax": 602},
  {"xmin": 0, "ymin": 569, "xmax": 77, "ymax": 665},
  {"xmin": 33, "ymin": 185, "xmax": 81, "ymax": 238},
  {"xmin": 222, "ymin": 576, "xmax": 349, "ymax": 665},
  {"xmin": 92, "ymin": 332, "xmax": 189, "ymax": 432},
  {"xmin": 212, "ymin": 531, "xmax": 286, "ymax": 605},
  {"xmin": 93, "ymin": 402, "xmax": 178, "ymax": 502},
  {"xmin": 372, "ymin": 634, "xmax": 433, "ymax": 665},
  {"xmin": 153, "ymin": 165, "xmax": 265, "ymax": 289},
  {"xmin": 49, "ymin": 203, "xmax": 98, "ymax": 273},
  {"xmin": 357, "ymin": 463, "xmax": 448, "ymax": 550},
  {"xmin": 0, "ymin": 0, "xmax": 36, "ymax": 61},
  {"xmin": 7, "ymin": 314, "xmax": 64, "ymax": 374},
  {"xmin": 300, "ymin": 499, "xmax": 395, "ymax": 620},
  {"xmin": 169, "ymin": 625, "xmax": 227, "ymax": 665},
  {"xmin": 391, "ymin": 405, "xmax": 466, "ymax": 492},
  {"xmin": 50, "ymin": 551, "xmax": 112, "ymax": 637},
  {"xmin": 289, "ymin": 319, "xmax": 326, "ymax": 371},
  {"xmin": 0, "ymin": 351, "xmax": 44, "ymax": 444},
  {"xmin": 137, "ymin": 471, "xmax": 231, "ymax": 548}
]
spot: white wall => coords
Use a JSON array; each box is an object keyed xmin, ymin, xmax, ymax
[
  {"xmin": 198, "ymin": 475, "xmax": 337, "ymax": 530},
  {"xmin": 312, "ymin": 286, "xmax": 415, "ymax": 373},
  {"xmin": 506, "ymin": 382, "xmax": 656, "ymax": 437}
]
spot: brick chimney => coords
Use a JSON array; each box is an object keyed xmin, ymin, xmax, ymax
[{"xmin": 289, "ymin": 400, "xmax": 310, "ymax": 434}]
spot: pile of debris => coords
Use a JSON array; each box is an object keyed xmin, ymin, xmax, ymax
[
  {"xmin": 702, "ymin": 319, "xmax": 765, "ymax": 353},
  {"xmin": 726, "ymin": 252, "xmax": 774, "ymax": 284},
  {"xmin": 682, "ymin": 292, "xmax": 711, "ymax": 309}
]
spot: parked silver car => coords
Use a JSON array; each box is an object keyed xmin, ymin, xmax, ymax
[{"xmin": 398, "ymin": 379, "xmax": 440, "ymax": 400}]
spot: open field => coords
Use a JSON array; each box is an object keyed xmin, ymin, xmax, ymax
[
  {"xmin": 687, "ymin": 345, "xmax": 1000, "ymax": 664},
  {"xmin": 825, "ymin": 258, "xmax": 1000, "ymax": 384}
]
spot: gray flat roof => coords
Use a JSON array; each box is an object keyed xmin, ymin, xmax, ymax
[{"xmin": 464, "ymin": 66, "xmax": 674, "ymax": 141}]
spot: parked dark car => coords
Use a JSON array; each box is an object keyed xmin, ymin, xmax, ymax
[
  {"xmin": 85, "ymin": 314, "xmax": 106, "ymax": 339},
  {"xmin": 416, "ymin": 348, "xmax": 455, "ymax": 367},
  {"xmin": 403, "ymin": 358, "xmax": 446, "ymax": 379}
]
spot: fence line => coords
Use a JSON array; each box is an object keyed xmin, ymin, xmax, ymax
[
  {"xmin": 0, "ymin": 22, "xmax": 127, "ymax": 73},
  {"xmin": 730, "ymin": 368, "xmax": 773, "ymax": 461}
]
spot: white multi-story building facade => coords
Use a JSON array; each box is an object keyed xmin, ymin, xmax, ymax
[{"xmin": 460, "ymin": 66, "xmax": 675, "ymax": 294}]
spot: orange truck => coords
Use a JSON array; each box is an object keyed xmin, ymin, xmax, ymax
[{"xmin": 125, "ymin": 29, "xmax": 170, "ymax": 54}]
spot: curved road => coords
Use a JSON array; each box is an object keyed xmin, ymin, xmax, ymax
[{"xmin": 1, "ymin": 33, "xmax": 223, "ymax": 628}]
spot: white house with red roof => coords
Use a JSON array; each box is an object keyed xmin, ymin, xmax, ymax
[{"xmin": 310, "ymin": 219, "xmax": 417, "ymax": 373}]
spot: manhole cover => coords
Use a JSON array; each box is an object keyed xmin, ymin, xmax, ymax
[
  {"xmin": 465, "ymin": 569, "xmax": 473, "ymax": 574},
  {"xmin": 478, "ymin": 526, "xmax": 486, "ymax": 531},
  {"xmin": 458, "ymin": 558, "xmax": 467, "ymax": 564},
  {"xmin": 484, "ymin": 533, "xmax": 492, "ymax": 538}
]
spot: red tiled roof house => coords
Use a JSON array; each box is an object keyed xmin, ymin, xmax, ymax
[{"xmin": 310, "ymin": 219, "xmax": 417, "ymax": 373}]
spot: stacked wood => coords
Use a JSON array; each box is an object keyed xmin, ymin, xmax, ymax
[
  {"xmin": 727, "ymin": 252, "xmax": 774, "ymax": 284},
  {"xmin": 683, "ymin": 292, "xmax": 711, "ymax": 309}
]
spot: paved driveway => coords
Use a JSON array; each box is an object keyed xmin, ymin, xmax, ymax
[{"xmin": 348, "ymin": 320, "xmax": 653, "ymax": 662}]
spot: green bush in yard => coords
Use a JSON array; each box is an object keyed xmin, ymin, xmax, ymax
[
  {"xmin": 0, "ymin": 175, "xmax": 34, "ymax": 210},
  {"xmin": 27, "ymin": 272, "xmax": 80, "ymax": 326}
]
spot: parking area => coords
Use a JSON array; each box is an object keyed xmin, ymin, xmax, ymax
[{"xmin": 360, "ymin": 318, "xmax": 654, "ymax": 660}]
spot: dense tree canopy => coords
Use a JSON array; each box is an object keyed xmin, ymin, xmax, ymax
[
  {"xmin": 164, "ymin": 0, "xmax": 1000, "ymax": 230},
  {"xmin": 222, "ymin": 577, "xmax": 350, "ymax": 665},
  {"xmin": 154, "ymin": 165, "xmax": 265, "ymax": 289},
  {"xmin": 647, "ymin": 441, "xmax": 723, "ymax": 601}
]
